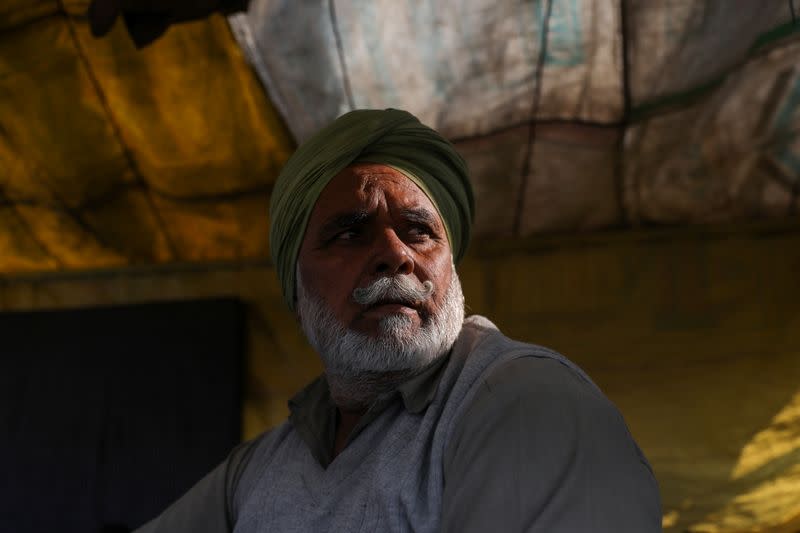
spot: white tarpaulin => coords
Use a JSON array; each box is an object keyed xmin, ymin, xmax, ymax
[{"xmin": 230, "ymin": 0, "xmax": 800, "ymax": 240}]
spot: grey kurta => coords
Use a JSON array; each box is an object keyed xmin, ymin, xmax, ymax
[{"xmin": 135, "ymin": 315, "xmax": 660, "ymax": 532}]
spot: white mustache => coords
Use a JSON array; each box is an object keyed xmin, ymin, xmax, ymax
[{"xmin": 352, "ymin": 276, "xmax": 435, "ymax": 306}]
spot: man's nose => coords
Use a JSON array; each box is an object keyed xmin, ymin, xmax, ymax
[{"xmin": 373, "ymin": 229, "xmax": 414, "ymax": 276}]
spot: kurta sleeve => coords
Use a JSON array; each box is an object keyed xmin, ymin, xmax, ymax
[
  {"xmin": 134, "ymin": 437, "xmax": 259, "ymax": 533},
  {"xmin": 441, "ymin": 357, "xmax": 661, "ymax": 532}
]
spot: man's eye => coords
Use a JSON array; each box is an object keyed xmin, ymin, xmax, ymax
[
  {"xmin": 408, "ymin": 225, "xmax": 432, "ymax": 239},
  {"xmin": 334, "ymin": 229, "xmax": 360, "ymax": 241}
]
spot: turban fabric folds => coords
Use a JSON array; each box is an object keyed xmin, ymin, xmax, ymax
[{"xmin": 269, "ymin": 109, "xmax": 475, "ymax": 310}]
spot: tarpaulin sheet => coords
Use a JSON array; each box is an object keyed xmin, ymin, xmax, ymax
[
  {"xmin": 230, "ymin": 0, "xmax": 800, "ymax": 241},
  {"xmin": 0, "ymin": 4, "xmax": 293, "ymax": 272}
]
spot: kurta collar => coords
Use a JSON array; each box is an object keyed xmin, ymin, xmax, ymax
[{"xmin": 287, "ymin": 352, "xmax": 451, "ymax": 467}]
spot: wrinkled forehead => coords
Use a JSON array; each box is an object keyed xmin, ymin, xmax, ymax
[{"xmin": 309, "ymin": 163, "xmax": 445, "ymax": 227}]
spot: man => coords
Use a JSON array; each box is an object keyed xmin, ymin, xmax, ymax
[{"xmin": 136, "ymin": 109, "xmax": 660, "ymax": 532}]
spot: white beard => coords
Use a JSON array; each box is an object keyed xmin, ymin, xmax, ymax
[{"xmin": 296, "ymin": 268, "xmax": 465, "ymax": 383}]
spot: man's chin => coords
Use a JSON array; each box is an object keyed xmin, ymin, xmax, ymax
[
  {"xmin": 354, "ymin": 329, "xmax": 420, "ymax": 348},
  {"xmin": 350, "ymin": 312, "xmax": 419, "ymax": 338},
  {"xmin": 335, "ymin": 352, "xmax": 439, "ymax": 377},
  {"xmin": 377, "ymin": 313, "xmax": 423, "ymax": 338}
]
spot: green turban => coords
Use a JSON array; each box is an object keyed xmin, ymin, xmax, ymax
[{"xmin": 269, "ymin": 108, "xmax": 475, "ymax": 310}]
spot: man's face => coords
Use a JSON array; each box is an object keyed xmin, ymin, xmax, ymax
[{"xmin": 297, "ymin": 163, "xmax": 454, "ymax": 339}]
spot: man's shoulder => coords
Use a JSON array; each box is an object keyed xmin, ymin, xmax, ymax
[
  {"xmin": 452, "ymin": 317, "xmax": 653, "ymax": 470},
  {"xmin": 480, "ymin": 356, "xmax": 608, "ymax": 415},
  {"xmin": 459, "ymin": 315, "xmax": 577, "ymax": 360},
  {"xmin": 443, "ymin": 320, "xmax": 662, "ymax": 531},
  {"xmin": 457, "ymin": 314, "xmax": 601, "ymax": 396}
]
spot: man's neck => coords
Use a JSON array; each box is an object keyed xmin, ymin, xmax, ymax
[
  {"xmin": 326, "ymin": 368, "xmax": 416, "ymax": 411},
  {"xmin": 325, "ymin": 360, "xmax": 445, "ymax": 458},
  {"xmin": 328, "ymin": 372, "xmax": 406, "ymax": 460},
  {"xmin": 333, "ymin": 407, "xmax": 365, "ymax": 458}
]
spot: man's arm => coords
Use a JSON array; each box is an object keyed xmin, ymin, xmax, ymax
[
  {"xmin": 134, "ymin": 438, "xmax": 258, "ymax": 533},
  {"xmin": 442, "ymin": 357, "xmax": 661, "ymax": 532}
]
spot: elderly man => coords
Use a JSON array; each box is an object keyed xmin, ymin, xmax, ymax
[{"xmin": 136, "ymin": 109, "xmax": 660, "ymax": 532}]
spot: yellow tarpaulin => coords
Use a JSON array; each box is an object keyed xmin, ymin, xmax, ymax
[{"xmin": 0, "ymin": 3, "xmax": 293, "ymax": 272}]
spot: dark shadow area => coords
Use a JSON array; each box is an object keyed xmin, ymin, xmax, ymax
[{"xmin": 0, "ymin": 298, "xmax": 244, "ymax": 533}]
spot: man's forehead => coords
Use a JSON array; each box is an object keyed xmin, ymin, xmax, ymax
[
  {"xmin": 334, "ymin": 163, "xmax": 420, "ymax": 193},
  {"xmin": 312, "ymin": 164, "xmax": 440, "ymax": 219}
]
